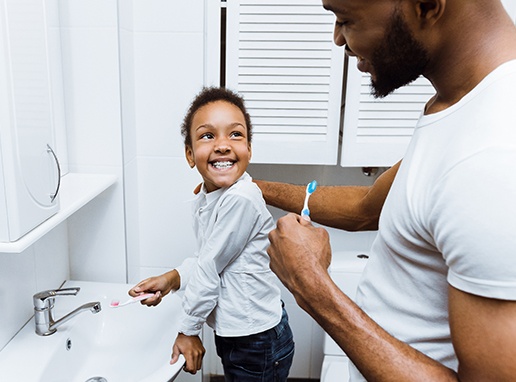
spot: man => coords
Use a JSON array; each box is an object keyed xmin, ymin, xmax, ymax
[{"xmin": 260, "ymin": 0, "xmax": 516, "ymax": 380}]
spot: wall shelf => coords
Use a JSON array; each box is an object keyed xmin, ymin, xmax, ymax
[{"xmin": 0, "ymin": 173, "xmax": 117, "ymax": 254}]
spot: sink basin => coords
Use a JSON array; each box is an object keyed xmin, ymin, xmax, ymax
[{"xmin": 0, "ymin": 280, "xmax": 186, "ymax": 382}]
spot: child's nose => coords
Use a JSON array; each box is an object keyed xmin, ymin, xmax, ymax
[{"xmin": 215, "ymin": 138, "xmax": 230, "ymax": 153}]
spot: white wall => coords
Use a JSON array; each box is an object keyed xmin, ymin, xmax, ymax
[
  {"xmin": 58, "ymin": 0, "xmax": 126, "ymax": 283},
  {"xmin": 0, "ymin": 223, "xmax": 69, "ymax": 350},
  {"xmin": 117, "ymin": 2, "xmax": 214, "ymax": 381},
  {"xmin": 118, "ymin": 0, "xmax": 204, "ymax": 285}
]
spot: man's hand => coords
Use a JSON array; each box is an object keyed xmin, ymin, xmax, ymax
[{"xmin": 267, "ymin": 213, "xmax": 332, "ymax": 309}]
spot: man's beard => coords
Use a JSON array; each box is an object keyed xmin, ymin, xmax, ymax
[{"xmin": 370, "ymin": 9, "xmax": 430, "ymax": 98}]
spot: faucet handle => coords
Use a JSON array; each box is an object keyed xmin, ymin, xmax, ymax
[{"xmin": 33, "ymin": 287, "xmax": 81, "ymax": 309}]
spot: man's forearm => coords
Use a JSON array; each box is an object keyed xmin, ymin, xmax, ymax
[
  {"xmin": 254, "ymin": 162, "xmax": 400, "ymax": 231},
  {"xmin": 297, "ymin": 275, "xmax": 457, "ymax": 382}
]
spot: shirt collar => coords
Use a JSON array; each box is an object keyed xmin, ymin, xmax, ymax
[{"xmin": 198, "ymin": 172, "xmax": 250, "ymax": 205}]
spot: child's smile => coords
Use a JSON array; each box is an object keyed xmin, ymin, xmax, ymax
[
  {"xmin": 210, "ymin": 160, "xmax": 235, "ymax": 170},
  {"xmin": 186, "ymin": 100, "xmax": 251, "ymax": 193}
]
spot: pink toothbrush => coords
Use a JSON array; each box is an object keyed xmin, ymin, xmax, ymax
[{"xmin": 110, "ymin": 293, "xmax": 155, "ymax": 308}]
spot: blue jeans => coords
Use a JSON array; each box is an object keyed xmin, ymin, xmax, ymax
[{"xmin": 215, "ymin": 307, "xmax": 295, "ymax": 382}]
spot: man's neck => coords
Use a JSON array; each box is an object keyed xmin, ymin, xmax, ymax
[{"xmin": 424, "ymin": 5, "xmax": 516, "ymax": 114}]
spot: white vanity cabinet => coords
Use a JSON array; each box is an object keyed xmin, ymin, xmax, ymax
[
  {"xmin": 0, "ymin": 0, "xmax": 60, "ymax": 243},
  {"xmin": 222, "ymin": 0, "xmax": 345, "ymax": 165}
]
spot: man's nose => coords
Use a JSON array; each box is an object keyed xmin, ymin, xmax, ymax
[{"xmin": 333, "ymin": 24, "xmax": 346, "ymax": 46}]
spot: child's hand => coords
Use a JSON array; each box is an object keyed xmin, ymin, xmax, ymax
[
  {"xmin": 171, "ymin": 333, "xmax": 205, "ymax": 374},
  {"xmin": 128, "ymin": 270, "xmax": 180, "ymax": 306}
]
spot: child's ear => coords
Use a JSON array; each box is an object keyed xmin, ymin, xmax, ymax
[
  {"xmin": 185, "ymin": 145, "xmax": 196, "ymax": 168},
  {"xmin": 248, "ymin": 143, "xmax": 252, "ymax": 161}
]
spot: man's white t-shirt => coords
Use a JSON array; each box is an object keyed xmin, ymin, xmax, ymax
[{"xmin": 350, "ymin": 60, "xmax": 516, "ymax": 380}]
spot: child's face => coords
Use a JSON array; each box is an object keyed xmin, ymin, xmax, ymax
[{"xmin": 185, "ymin": 100, "xmax": 251, "ymax": 193}]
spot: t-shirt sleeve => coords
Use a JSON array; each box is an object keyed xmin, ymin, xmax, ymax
[{"xmin": 429, "ymin": 147, "xmax": 516, "ymax": 300}]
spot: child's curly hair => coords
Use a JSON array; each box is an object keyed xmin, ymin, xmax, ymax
[{"xmin": 181, "ymin": 87, "xmax": 253, "ymax": 147}]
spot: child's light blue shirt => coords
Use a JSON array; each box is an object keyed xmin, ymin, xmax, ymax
[{"xmin": 175, "ymin": 172, "xmax": 282, "ymax": 337}]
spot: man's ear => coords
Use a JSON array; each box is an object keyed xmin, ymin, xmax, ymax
[
  {"xmin": 416, "ymin": 0, "xmax": 445, "ymax": 22},
  {"xmin": 185, "ymin": 145, "xmax": 195, "ymax": 168}
]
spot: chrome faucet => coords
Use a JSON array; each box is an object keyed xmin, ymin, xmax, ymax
[{"xmin": 33, "ymin": 287, "xmax": 101, "ymax": 336}]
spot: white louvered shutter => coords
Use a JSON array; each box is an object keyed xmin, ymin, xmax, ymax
[
  {"xmin": 340, "ymin": 57, "xmax": 436, "ymax": 167},
  {"xmin": 225, "ymin": 0, "xmax": 345, "ymax": 164}
]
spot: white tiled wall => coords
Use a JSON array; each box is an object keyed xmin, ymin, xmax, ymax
[
  {"xmin": 117, "ymin": 0, "xmax": 205, "ymax": 284},
  {"xmin": 57, "ymin": 0, "xmax": 126, "ymax": 283},
  {"xmin": 0, "ymin": 223, "xmax": 69, "ymax": 350},
  {"xmin": 118, "ymin": 2, "xmax": 205, "ymax": 381}
]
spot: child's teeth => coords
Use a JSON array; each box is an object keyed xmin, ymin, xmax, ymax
[{"xmin": 213, "ymin": 161, "xmax": 233, "ymax": 169}]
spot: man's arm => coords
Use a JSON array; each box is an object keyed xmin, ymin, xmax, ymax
[
  {"xmin": 267, "ymin": 214, "xmax": 516, "ymax": 381},
  {"xmin": 254, "ymin": 161, "xmax": 400, "ymax": 231},
  {"xmin": 449, "ymin": 286, "xmax": 516, "ymax": 381}
]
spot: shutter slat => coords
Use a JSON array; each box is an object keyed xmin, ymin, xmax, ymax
[
  {"xmin": 239, "ymin": 58, "xmax": 332, "ymax": 68},
  {"xmin": 239, "ymin": 49, "xmax": 331, "ymax": 59},
  {"xmin": 244, "ymin": 92, "xmax": 330, "ymax": 101},
  {"xmin": 239, "ymin": 82, "xmax": 330, "ymax": 92},
  {"xmin": 253, "ymin": 117, "xmax": 327, "ymax": 127},
  {"xmin": 238, "ymin": 66, "xmax": 332, "ymax": 77},
  {"xmin": 249, "ymin": 107, "xmax": 328, "ymax": 118},
  {"xmin": 240, "ymin": 23, "xmax": 335, "ymax": 33},
  {"xmin": 239, "ymin": 40, "xmax": 333, "ymax": 51},
  {"xmin": 254, "ymin": 124, "xmax": 327, "ymax": 134}
]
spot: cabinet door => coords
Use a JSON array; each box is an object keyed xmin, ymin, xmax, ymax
[
  {"xmin": 225, "ymin": 0, "xmax": 344, "ymax": 165},
  {"xmin": 0, "ymin": 0, "xmax": 60, "ymax": 242},
  {"xmin": 340, "ymin": 57, "xmax": 435, "ymax": 167}
]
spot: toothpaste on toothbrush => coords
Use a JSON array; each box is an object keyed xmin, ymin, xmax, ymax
[{"xmin": 110, "ymin": 293, "xmax": 155, "ymax": 308}]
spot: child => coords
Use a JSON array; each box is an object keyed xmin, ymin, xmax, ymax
[{"xmin": 129, "ymin": 87, "xmax": 294, "ymax": 381}]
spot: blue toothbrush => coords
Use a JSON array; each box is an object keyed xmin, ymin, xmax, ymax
[{"xmin": 301, "ymin": 180, "xmax": 318, "ymax": 217}]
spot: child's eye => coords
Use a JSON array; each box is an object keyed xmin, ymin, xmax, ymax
[
  {"xmin": 200, "ymin": 133, "xmax": 214, "ymax": 140},
  {"xmin": 230, "ymin": 131, "xmax": 244, "ymax": 138}
]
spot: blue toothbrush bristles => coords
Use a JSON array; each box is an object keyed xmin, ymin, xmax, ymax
[
  {"xmin": 307, "ymin": 180, "xmax": 317, "ymax": 194},
  {"xmin": 301, "ymin": 180, "xmax": 317, "ymax": 217}
]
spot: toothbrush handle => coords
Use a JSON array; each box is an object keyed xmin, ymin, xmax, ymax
[{"xmin": 301, "ymin": 194, "xmax": 310, "ymax": 216}]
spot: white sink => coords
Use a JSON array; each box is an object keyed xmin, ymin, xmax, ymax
[{"xmin": 0, "ymin": 280, "xmax": 185, "ymax": 382}]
